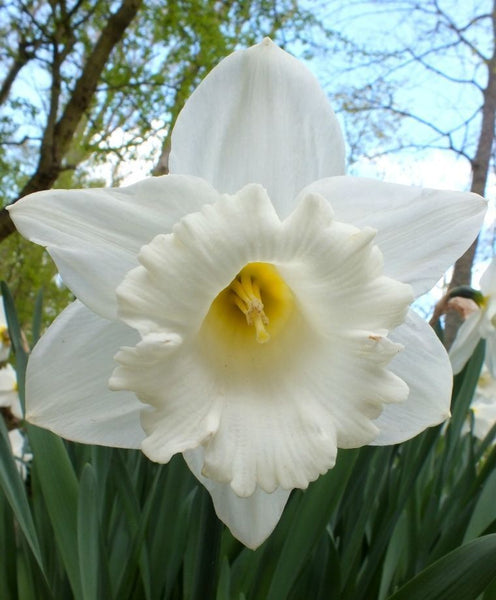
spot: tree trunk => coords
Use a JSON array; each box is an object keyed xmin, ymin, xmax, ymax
[{"xmin": 443, "ymin": 1, "xmax": 496, "ymax": 347}]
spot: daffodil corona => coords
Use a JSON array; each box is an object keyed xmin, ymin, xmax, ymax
[
  {"xmin": 108, "ymin": 186, "xmax": 413, "ymax": 498},
  {"xmin": 8, "ymin": 39, "xmax": 486, "ymax": 548}
]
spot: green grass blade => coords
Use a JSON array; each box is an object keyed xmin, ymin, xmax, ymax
[
  {"xmin": 463, "ymin": 467, "xmax": 496, "ymax": 542},
  {"xmin": 386, "ymin": 534, "xmax": 496, "ymax": 600},
  {"xmin": 31, "ymin": 288, "xmax": 44, "ymax": 347},
  {"xmin": 0, "ymin": 417, "xmax": 44, "ymax": 575},
  {"xmin": 216, "ymin": 556, "xmax": 231, "ymax": 600},
  {"xmin": 78, "ymin": 463, "xmax": 102, "ymax": 600},
  {"xmin": 0, "ymin": 488, "xmax": 17, "ymax": 599},
  {"xmin": 148, "ymin": 456, "xmax": 197, "ymax": 598},
  {"xmin": 190, "ymin": 486, "xmax": 222, "ymax": 600},
  {"xmin": 27, "ymin": 425, "xmax": 82, "ymax": 600},
  {"xmin": 263, "ymin": 448, "xmax": 359, "ymax": 600}
]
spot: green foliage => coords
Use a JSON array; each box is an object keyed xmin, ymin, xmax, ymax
[
  {"xmin": 1, "ymin": 287, "xmax": 496, "ymax": 599},
  {"xmin": 387, "ymin": 534, "xmax": 496, "ymax": 600},
  {"xmin": 0, "ymin": 233, "xmax": 73, "ymax": 333}
]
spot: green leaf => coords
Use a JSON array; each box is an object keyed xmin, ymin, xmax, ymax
[
  {"xmin": 446, "ymin": 340, "xmax": 485, "ymax": 451},
  {"xmin": 78, "ymin": 464, "xmax": 102, "ymax": 600},
  {"xmin": 464, "ymin": 467, "xmax": 496, "ymax": 542},
  {"xmin": 216, "ymin": 556, "xmax": 231, "ymax": 600},
  {"xmin": 27, "ymin": 424, "xmax": 82, "ymax": 600},
  {"xmin": 0, "ymin": 417, "xmax": 44, "ymax": 575},
  {"xmin": 262, "ymin": 449, "xmax": 359, "ymax": 600},
  {"xmin": 386, "ymin": 534, "xmax": 496, "ymax": 600},
  {"xmin": 31, "ymin": 288, "xmax": 44, "ymax": 347},
  {"xmin": 111, "ymin": 452, "xmax": 152, "ymax": 600},
  {"xmin": 0, "ymin": 488, "xmax": 17, "ymax": 599},
  {"xmin": 148, "ymin": 456, "xmax": 197, "ymax": 598},
  {"xmin": 16, "ymin": 548, "xmax": 40, "ymax": 600},
  {"xmin": 190, "ymin": 486, "xmax": 222, "ymax": 600}
]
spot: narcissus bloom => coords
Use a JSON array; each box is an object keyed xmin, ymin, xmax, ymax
[
  {"xmin": 450, "ymin": 259, "xmax": 496, "ymax": 377},
  {"xmin": 9, "ymin": 39, "xmax": 485, "ymax": 548}
]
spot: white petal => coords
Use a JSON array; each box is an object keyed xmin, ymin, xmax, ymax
[
  {"xmin": 280, "ymin": 192, "xmax": 413, "ymax": 335},
  {"xmin": 472, "ymin": 405, "xmax": 496, "ymax": 440},
  {"xmin": 8, "ymin": 428, "xmax": 25, "ymax": 456},
  {"xmin": 0, "ymin": 363, "xmax": 21, "ymax": 418},
  {"xmin": 0, "ymin": 363, "xmax": 16, "ymax": 391},
  {"xmin": 481, "ymin": 259, "xmax": 496, "ymax": 295},
  {"xmin": 169, "ymin": 38, "xmax": 345, "ymax": 216},
  {"xmin": 26, "ymin": 301, "xmax": 144, "ymax": 447},
  {"xmin": 0, "ymin": 344, "xmax": 10, "ymax": 363},
  {"xmin": 200, "ymin": 367, "xmax": 339, "ymax": 497},
  {"xmin": 8, "ymin": 175, "xmax": 221, "ymax": 320},
  {"xmin": 110, "ymin": 339, "xmax": 223, "ymax": 463},
  {"xmin": 8, "ymin": 429, "xmax": 32, "ymax": 480},
  {"xmin": 0, "ymin": 364, "xmax": 17, "ymax": 408},
  {"xmin": 184, "ymin": 448, "xmax": 290, "ymax": 549},
  {"xmin": 469, "ymin": 389, "xmax": 496, "ymax": 440},
  {"xmin": 0, "ymin": 297, "xmax": 6, "ymax": 327},
  {"xmin": 9, "ymin": 395, "xmax": 23, "ymax": 420},
  {"xmin": 449, "ymin": 310, "xmax": 484, "ymax": 374},
  {"xmin": 371, "ymin": 310, "xmax": 452, "ymax": 445},
  {"xmin": 0, "ymin": 298, "xmax": 11, "ymax": 362},
  {"xmin": 298, "ymin": 176, "xmax": 486, "ymax": 296}
]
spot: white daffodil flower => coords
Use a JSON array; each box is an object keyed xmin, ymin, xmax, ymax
[
  {"xmin": 0, "ymin": 363, "xmax": 22, "ymax": 418},
  {"xmin": 462, "ymin": 368, "xmax": 496, "ymax": 441},
  {"xmin": 0, "ymin": 297, "xmax": 11, "ymax": 363},
  {"xmin": 450, "ymin": 258, "xmax": 496, "ymax": 377},
  {"xmin": 8, "ymin": 39, "xmax": 486, "ymax": 549}
]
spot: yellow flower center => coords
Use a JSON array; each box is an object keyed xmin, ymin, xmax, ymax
[{"xmin": 204, "ymin": 262, "xmax": 293, "ymax": 345}]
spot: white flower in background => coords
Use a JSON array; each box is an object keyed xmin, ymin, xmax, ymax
[
  {"xmin": 0, "ymin": 297, "xmax": 11, "ymax": 363},
  {"xmin": 450, "ymin": 258, "xmax": 496, "ymax": 377},
  {"xmin": 8, "ymin": 39, "xmax": 486, "ymax": 548},
  {"xmin": 8, "ymin": 428, "xmax": 32, "ymax": 480},
  {"xmin": 0, "ymin": 363, "xmax": 22, "ymax": 419},
  {"xmin": 463, "ymin": 368, "xmax": 496, "ymax": 441}
]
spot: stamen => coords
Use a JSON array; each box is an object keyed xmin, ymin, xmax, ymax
[{"xmin": 230, "ymin": 275, "xmax": 271, "ymax": 343}]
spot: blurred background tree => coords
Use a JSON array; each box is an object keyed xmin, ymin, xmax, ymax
[{"xmin": 328, "ymin": 0, "xmax": 495, "ymax": 309}]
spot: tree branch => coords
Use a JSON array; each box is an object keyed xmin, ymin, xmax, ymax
[{"xmin": 0, "ymin": 0, "xmax": 142, "ymax": 242}]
